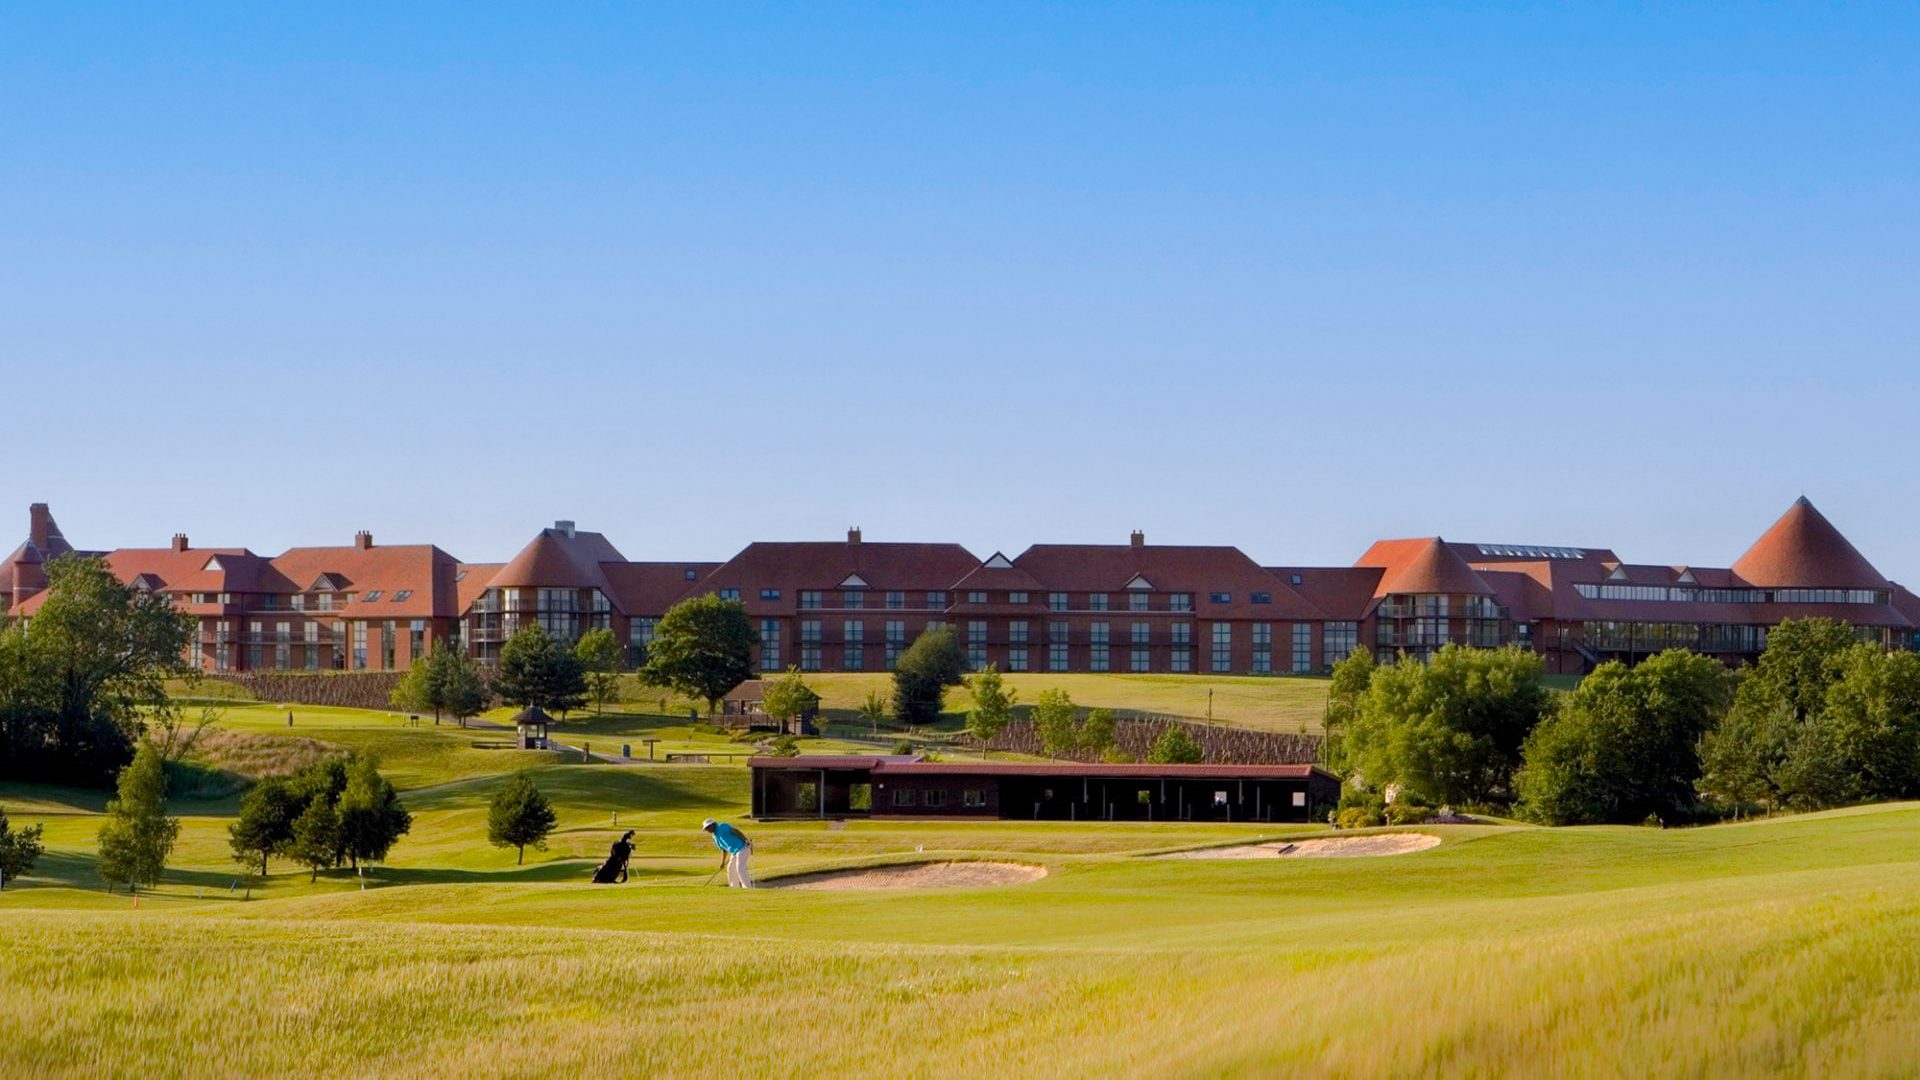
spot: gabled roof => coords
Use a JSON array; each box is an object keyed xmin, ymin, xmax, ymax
[
  {"xmin": 1732, "ymin": 497, "xmax": 1889, "ymax": 590},
  {"xmin": 696, "ymin": 539, "xmax": 981, "ymax": 616},
  {"xmin": 951, "ymin": 553, "xmax": 1046, "ymax": 595},
  {"xmin": 1011, "ymin": 544, "xmax": 1324, "ymax": 619},
  {"xmin": 1357, "ymin": 538, "xmax": 1494, "ymax": 597},
  {"xmin": 268, "ymin": 543, "xmax": 464, "ymax": 617},
  {"xmin": 1265, "ymin": 567, "xmax": 1386, "ymax": 621},
  {"xmin": 600, "ymin": 561, "xmax": 719, "ymax": 616}
]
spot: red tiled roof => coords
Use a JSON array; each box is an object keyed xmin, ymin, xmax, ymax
[
  {"xmin": 1265, "ymin": 567, "xmax": 1383, "ymax": 621},
  {"xmin": 269, "ymin": 544, "xmax": 464, "ymax": 618},
  {"xmin": 748, "ymin": 755, "xmax": 926, "ymax": 769},
  {"xmin": 455, "ymin": 563, "xmax": 504, "ymax": 612},
  {"xmin": 1732, "ymin": 497, "xmax": 1889, "ymax": 590},
  {"xmin": 601, "ymin": 561, "xmax": 718, "ymax": 616},
  {"xmin": 699, "ymin": 539, "xmax": 981, "ymax": 616},
  {"xmin": 1357, "ymin": 538, "xmax": 1494, "ymax": 597},
  {"xmin": 489, "ymin": 528, "xmax": 627, "ymax": 591},
  {"xmin": 951, "ymin": 554, "xmax": 1047, "ymax": 594},
  {"xmin": 1013, "ymin": 544, "xmax": 1325, "ymax": 620}
]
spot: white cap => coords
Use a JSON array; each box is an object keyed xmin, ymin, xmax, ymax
[{"xmin": 701, "ymin": 818, "xmax": 716, "ymax": 830}]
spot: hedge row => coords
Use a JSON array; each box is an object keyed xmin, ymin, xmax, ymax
[{"xmin": 982, "ymin": 715, "xmax": 1320, "ymax": 765}]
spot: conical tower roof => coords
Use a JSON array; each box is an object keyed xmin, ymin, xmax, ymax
[
  {"xmin": 1732, "ymin": 497, "xmax": 1887, "ymax": 590},
  {"xmin": 1375, "ymin": 538, "xmax": 1494, "ymax": 597}
]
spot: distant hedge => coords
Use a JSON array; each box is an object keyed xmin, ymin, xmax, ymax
[
  {"xmin": 984, "ymin": 715, "xmax": 1319, "ymax": 765},
  {"xmin": 208, "ymin": 672, "xmax": 412, "ymax": 711}
]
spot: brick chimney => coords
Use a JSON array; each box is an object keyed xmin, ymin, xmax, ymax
[
  {"xmin": 171, "ymin": 533, "xmax": 189, "ymax": 552},
  {"xmin": 28, "ymin": 503, "xmax": 50, "ymax": 549},
  {"xmin": 1130, "ymin": 530, "xmax": 1145, "ymax": 550},
  {"xmin": 355, "ymin": 530, "xmax": 374, "ymax": 550},
  {"xmin": 848, "ymin": 527, "xmax": 862, "ymax": 546}
]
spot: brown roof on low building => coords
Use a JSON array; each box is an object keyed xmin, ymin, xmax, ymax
[{"xmin": 1732, "ymin": 497, "xmax": 1889, "ymax": 590}]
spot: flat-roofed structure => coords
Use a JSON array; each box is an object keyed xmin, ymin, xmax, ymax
[{"xmin": 750, "ymin": 755, "xmax": 1341, "ymax": 823}]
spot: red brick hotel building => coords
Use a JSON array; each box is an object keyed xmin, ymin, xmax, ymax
[{"xmin": 5, "ymin": 498, "xmax": 1915, "ymax": 677}]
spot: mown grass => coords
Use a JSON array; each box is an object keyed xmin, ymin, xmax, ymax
[{"xmin": 4, "ymin": 701, "xmax": 1919, "ymax": 1077}]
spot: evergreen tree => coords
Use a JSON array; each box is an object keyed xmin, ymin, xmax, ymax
[
  {"xmin": 494, "ymin": 626, "xmax": 590, "ymax": 718},
  {"xmin": 0, "ymin": 804, "xmax": 46, "ymax": 889},
  {"xmin": 966, "ymin": 664, "xmax": 1017, "ymax": 750},
  {"xmin": 96, "ymin": 745, "xmax": 180, "ymax": 894},
  {"xmin": 487, "ymin": 772, "xmax": 558, "ymax": 865},
  {"xmin": 636, "ymin": 595, "xmax": 758, "ymax": 714},
  {"xmin": 440, "ymin": 646, "xmax": 491, "ymax": 727}
]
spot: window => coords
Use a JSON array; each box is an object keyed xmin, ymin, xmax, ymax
[
  {"xmin": 352, "ymin": 621, "xmax": 368, "ymax": 670},
  {"xmin": 800, "ymin": 620, "xmax": 822, "ymax": 643},
  {"xmin": 1252, "ymin": 623, "xmax": 1272, "ymax": 674},
  {"xmin": 392, "ymin": 590, "xmax": 411, "ymax": 602},
  {"xmin": 1171, "ymin": 646, "xmax": 1191, "ymax": 673},
  {"xmin": 1009, "ymin": 591, "xmax": 1029, "ymax": 605},
  {"xmin": 1048, "ymin": 592, "xmax": 1068, "ymax": 611},
  {"xmin": 410, "ymin": 619, "xmax": 425, "ymax": 663},
  {"xmin": 1008, "ymin": 648, "xmax": 1028, "ymax": 672},
  {"xmin": 630, "ymin": 618, "xmax": 658, "ymax": 664},
  {"xmin": 1292, "ymin": 791, "xmax": 1307, "ymax": 808},
  {"xmin": 845, "ymin": 620, "xmax": 865, "ymax": 671},
  {"xmin": 795, "ymin": 782, "xmax": 819, "ymax": 813},
  {"xmin": 962, "ymin": 789, "xmax": 986, "ymax": 808},
  {"xmin": 1170, "ymin": 593, "xmax": 1193, "ymax": 612},
  {"xmin": 925, "ymin": 591, "xmax": 947, "ymax": 609},
  {"xmin": 760, "ymin": 588, "xmax": 781, "ymax": 601},
  {"xmin": 1293, "ymin": 623, "xmax": 1314, "ymax": 673},
  {"xmin": 1211, "ymin": 622, "xmax": 1232, "ymax": 672},
  {"xmin": 382, "ymin": 621, "xmax": 397, "ymax": 670},
  {"xmin": 1210, "ymin": 592, "xmax": 1231, "ymax": 604},
  {"xmin": 922, "ymin": 789, "xmax": 947, "ymax": 808},
  {"xmin": 967, "ymin": 621, "xmax": 987, "ymax": 669},
  {"xmin": 718, "ymin": 588, "xmax": 741, "ymax": 601},
  {"xmin": 1009, "ymin": 620, "xmax": 1029, "ymax": 645},
  {"xmin": 967, "ymin": 591, "xmax": 988, "ymax": 604},
  {"xmin": 1290, "ymin": 574, "xmax": 1303, "ymax": 586},
  {"xmin": 1171, "ymin": 623, "xmax": 1191, "ymax": 645},
  {"xmin": 1131, "ymin": 647, "xmax": 1150, "ymax": 672},
  {"xmin": 1131, "ymin": 621, "xmax": 1150, "ymax": 645},
  {"xmin": 886, "ymin": 591, "xmax": 906, "ymax": 610},
  {"xmin": 844, "ymin": 589, "xmax": 865, "ymax": 609},
  {"xmin": 1090, "ymin": 622, "xmax": 1110, "ymax": 672},
  {"xmin": 1049, "ymin": 642, "xmax": 1069, "ymax": 672},
  {"xmin": 1049, "ymin": 621, "xmax": 1069, "ymax": 643},
  {"xmin": 1129, "ymin": 592, "xmax": 1150, "ymax": 612},
  {"xmin": 892, "ymin": 788, "xmax": 916, "ymax": 807},
  {"xmin": 884, "ymin": 620, "xmax": 906, "ymax": 669},
  {"xmin": 364, "ymin": 590, "xmax": 383, "ymax": 602},
  {"xmin": 684, "ymin": 568, "xmax": 698, "ymax": 581},
  {"xmin": 1324, "ymin": 621, "xmax": 1358, "ymax": 664},
  {"xmin": 760, "ymin": 619, "xmax": 782, "ymax": 671},
  {"xmin": 1088, "ymin": 593, "xmax": 1108, "ymax": 611},
  {"xmin": 1251, "ymin": 592, "xmax": 1271, "ymax": 605},
  {"xmin": 275, "ymin": 622, "xmax": 291, "ymax": 670},
  {"xmin": 799, "ymin": 590, "xmax": 823, "ymax": 610},
  {"xmin": 801, "ymin": 646, "xmax": 822, "ymax": 671}
]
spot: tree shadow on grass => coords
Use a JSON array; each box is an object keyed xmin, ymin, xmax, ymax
[{"xmin": 401, "ymin": 768, "xmax": 739, "ymax": 815}]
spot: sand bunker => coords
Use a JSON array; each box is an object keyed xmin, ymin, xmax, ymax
[
  {"xmin": 769, "ymin": 861, "xmax": 1048, "ymax": 890},
  {"xmin": 1159, "ymin": 833, "xmax": 1442, "ymax": 860}
]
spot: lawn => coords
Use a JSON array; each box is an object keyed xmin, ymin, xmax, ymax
[{"xmin": 2, "ymin": 703, "xmax": 1916, "ymax": 1077}]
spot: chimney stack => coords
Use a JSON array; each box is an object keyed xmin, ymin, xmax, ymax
[
  {"xmin": 848, "ymin": 527, "xmax": 862, "ymax": 546},
  {"xmin": 1130, "ymin": 530, "xmax": 1145, "ymax": 550},
  {"xmin": 355, "ymin": 530, "xmax": 374, "ymax": 550},
  {"xmin": 555, "ymin": 520, "xmax": 576, "ymax": 539},
  {"xmin": 28, "ymin": 503, "xmax": 50, "ymax": 549},
  {"xmin": 171, "ymin": 533, "xmax": 189, "ymax": 552}
]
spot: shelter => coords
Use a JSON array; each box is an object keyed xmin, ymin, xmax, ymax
[
  {"xmin": 511, "ymin": 706, "xmax": 552, "ymax": 750},
  {"xmin": 750, "ymin": 756, "xmax": 1339, "ymax": 823}
]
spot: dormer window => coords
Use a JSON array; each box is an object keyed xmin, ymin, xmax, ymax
[
  {"xmin": 364, "ymin": 590, "xmax": 383, "ymax": 602},
  {"xmin": 391, "ymin": 590, "xmax": 412, "ymax": 602}
]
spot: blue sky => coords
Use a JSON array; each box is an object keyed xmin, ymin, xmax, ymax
[{"xmin": 4, "ymin": 3, "xmax": 1916, "ymax": 578}]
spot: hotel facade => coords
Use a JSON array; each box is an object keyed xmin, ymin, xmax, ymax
[{"xmin": 5, "ymin": 498, "xmax": 1916, "ymax": 678}]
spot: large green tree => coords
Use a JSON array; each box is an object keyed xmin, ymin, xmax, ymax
[
  {"xmin": 0, "ymin": 555, "xmax": 194, "ymax": 786},
  {"xmin": 1699, "ymin": 618, "xmax": 1862, "ymax": 811},
  {"xmin": 892, "ymin": 626, "xmax": 966, "ymax": 728},
  {"xmin": 1344, "ymin": 645, "xmax": 1551, "ymax": 806},
  {"xmin": 573, "ymin": 628, "xmax": 625, "ymax": 714},
  {"xmin": 635, "ymin": 595, "xmax": 757, "ymax": 714},
  {"xmin": 227, "ymin": 776, "xmax": 302, "ymax": 877},
  {"xmin": 1515, "ymin": 650, "xmax": 1733, "ymax": 825},
  {"xmin": 761, "ymin": 666, "xmax": 821, "ymax": 729},
  {"xmin": 390, "ymin": 644, "xmax": 490, "ymax": 725},
  {"xmin": 493, "ymin": 626, "xmax": 590, "ymax": 718},
  {"xmin": 1029, "ymin": 687, "xmax": 1077, "ymax": 759},
  {"xmin": 0, "ymin": 804, "xmax": 45, "ymax": 889},
  {"xmin": 96, "ymin": 745, "xmax": 180, "ymax": 894},
  {"xmin": 966, "ymin": 664, "xmax": 1017, "ymax": 750},
  {"xmin": 1321, "ymin": 646, "xmax": 1375, "ymax": 774},
  {"xmin": 335, "ymin": 754, "xmax": 412, "ymax": 870},
  {"xmin": 487, "ymin": 772, "xmax": 558, "ymax": 865}
]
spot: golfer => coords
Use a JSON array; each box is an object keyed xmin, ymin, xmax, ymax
[{"xmin": 702, "ymin": 818, "xmax": 754, "ymax": 888}]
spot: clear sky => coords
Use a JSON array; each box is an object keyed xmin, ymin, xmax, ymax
[{"xmin": 4, "ymin": 3, "xmax": 1916, "ymax": 579}]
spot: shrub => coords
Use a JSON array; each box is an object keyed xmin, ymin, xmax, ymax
[
  {"xmin": 1384, "ymin": 801, "xmax": 1433, "ymax": 826},
  {"xmin": 1336, "ymin": 806, "xmax": 1384, "ymax": 829},
  {"xmin": 890, "ymin": 739, "xmax": 915, "ymax": 756}
]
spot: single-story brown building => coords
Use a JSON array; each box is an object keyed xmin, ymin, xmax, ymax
[
  {"xmin": 749, "ymin": 755, "xmax": 1340, "ymax": 823},
  {"xmin": 719, "ymin": 680, "xmax": 816, "ymax": 735}
]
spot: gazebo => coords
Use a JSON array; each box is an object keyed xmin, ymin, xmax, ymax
[{"xmin": 511, "ymin": 706, "xmax": 553, "ymax": 750}]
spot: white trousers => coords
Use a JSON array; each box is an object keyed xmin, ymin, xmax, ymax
[{"xmin": 726, "ymin": 846, "xmax": 754, "ymax": 888}]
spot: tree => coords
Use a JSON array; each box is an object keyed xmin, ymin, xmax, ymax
[
  {"xmin": 1699, "ymin": 619, "xmax": 1873, "ymax": 812},
  {"xmin": 636, "ymin": 595, "xmax": 757, "ymax": 714},
  {"xmin": 1343, "ymin": 645, "xmax": 1551, "ymax": 806},
  {"xmin": 1079, "ymin": 708, "xmax": 1117, "ymax": 758},
  {"xmin": 439, "ymin": 646, "xmax": 492, "ymax": 726},
  {"xmin": 761, "ymin": 667, "xmax": 821, "ymax": 730},
  {"xmin": 288, "ymin": 796, "xmax": 343, "ymax": 882},
  {"xmin": 1321, "ymin": 646, "xmax": 1375, "ymax": 775},
  {"xmin": 1030, "ymin": 687, "xmax": 1076, "ymax": 759},
  {"xmin": 96, "ymin": 745, "xmax": 180, "ymax": 894},
  {"xmin": 573, "ymin": 628, "xmax": 625, "ymax": 714},
  {"xmin": 0, "ymin": 804, "xmax": 45, "ymax": 889},
  {"xmin": 335, "ymin": 755, "xmax": 412, "ymax": 870},
  {"xmin": 493, "ymin": 626, "xmax": 589, "ymax": 718},
  {"xmin": 487, "ymin": 772, "xmax": 557, "ymax": 865},
  {"xmin": 892, "ymin": 626, "xmax": 966, "ymax": 728},
  {"xmin": 966, "ymin": 664, "xmax": 1017, "ymax": 750},
  {"xmin": 857, "ymin": 691, "xmax": 890, "ymax": 735},
  {"xmin": 1818, "ymin": 644, "xmax": 1920, "ymax": 802},
  {"xmin": 1515, "ymin": 650, "xmax": 1732, "ymax": 825},
  {"xmin": 1147, "ymin": 726, "xmax": 1204, "ymax": 764},
  {"xmin": 0, "ymin": 555, "xmax": 194, "ymax": 787},
  {"xmin": 228, "ymin": 776, "xmax": 302, "ymax": 877}
]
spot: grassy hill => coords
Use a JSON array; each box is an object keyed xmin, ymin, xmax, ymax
[{"xmin": 1, "ymin": 702, "xmax": 1915, "ymax": 1076}]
